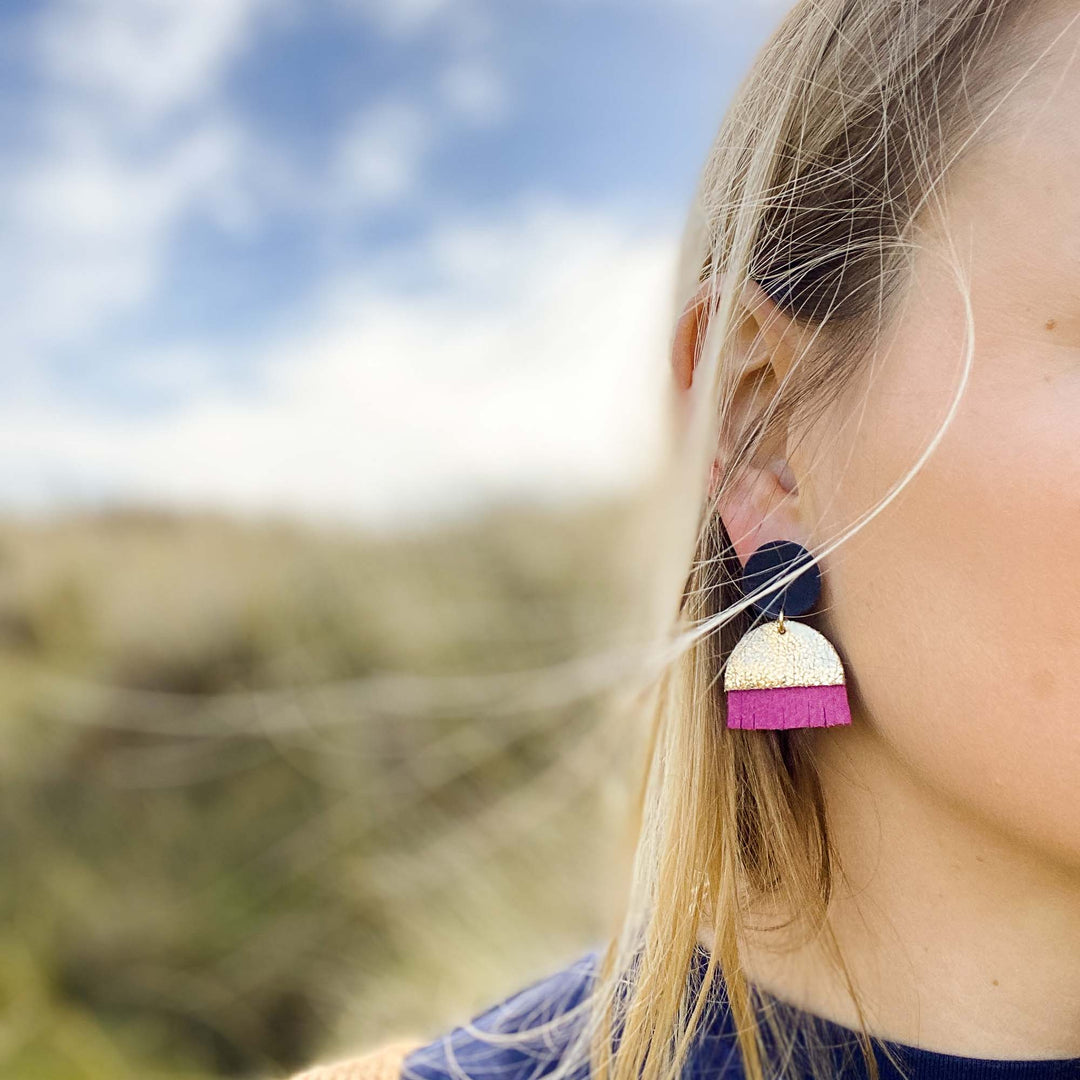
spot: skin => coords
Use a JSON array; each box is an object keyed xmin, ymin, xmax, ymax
[{"xmin": 677, "ymin": 6, "xmax": 1080, "ymax": 1060}]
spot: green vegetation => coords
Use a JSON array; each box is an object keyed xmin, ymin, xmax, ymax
[{"xmin": 0, "ymin": 500, "xmax": 645, "ymax": 1079}]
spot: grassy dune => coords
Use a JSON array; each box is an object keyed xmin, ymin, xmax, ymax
[{"xmin": 0, "ymin": 500, "xmax": 648, "ymax": 1079}]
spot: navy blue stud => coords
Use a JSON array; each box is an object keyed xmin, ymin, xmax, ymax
[{"xmin": 741, "ymin": 539, "xmax": 820, "ymax": 619}]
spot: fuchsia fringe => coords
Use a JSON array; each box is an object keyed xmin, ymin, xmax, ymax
[{"xmin": 726, "ymin": 683, "xmax": 851, "ymax": 730}]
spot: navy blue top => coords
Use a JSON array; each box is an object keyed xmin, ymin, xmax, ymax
[{"xmin": 400, "ymin": 945, "xmax": 1080, "ymax": 1080}]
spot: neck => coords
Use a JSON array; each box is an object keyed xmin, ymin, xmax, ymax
[{"xmin": 699, "ymin": 717, "xmax": 1080, "ymax": 1058}]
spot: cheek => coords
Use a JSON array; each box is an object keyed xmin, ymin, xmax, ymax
[{"xmin": 807, "ymin": 343, "xmax": 1080, "ymax": 866}]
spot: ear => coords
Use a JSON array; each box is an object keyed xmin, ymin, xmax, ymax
[{"xmin": 670, "ymin": 275, "xmax": 807, "ymax": 568}]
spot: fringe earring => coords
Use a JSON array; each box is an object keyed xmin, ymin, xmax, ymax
[{"xmin": 724, "ymin": 539, "xmax": 852, "ymax": 730}]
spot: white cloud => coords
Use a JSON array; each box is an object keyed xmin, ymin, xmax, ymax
[
  {"xmin": 0, "ymin": 199, "xmax": 680, "ymax": 529},
  {"xmin": 3, "ymin": 3, "xmax": 693, "ymax": 528},
  {"xmin": 331, "ymin": 100, "xmax": 434, "ymax": 209},
  {"xmin": 38, "ymin": 0, "xmax": 275, "ymax": 125},
  {"xmin": 5, "ymin": 0, "xmax": 512, "ymax": 381},
  {"xmin": 337, "ymin": 0, "xmax": 456, "ymax": 39},
  {"xmin": 439, "ymin": 60, "xmax": 508, "ymax": 126},
  {"xmin": 4, "ymin": 117, "xmax": 244, "ymax": 359},
  {"xmin": 0, "ymin": 0, "xmax": 271, "ymax": 372}
]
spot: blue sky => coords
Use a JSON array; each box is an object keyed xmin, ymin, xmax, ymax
[{"xmin": 1, "ymin": 0, "xmax": 783, "ymax": 528}]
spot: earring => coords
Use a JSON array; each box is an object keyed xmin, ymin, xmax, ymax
[{"xmin": 723, "ymin": 539, "xmax": 852, "ymax": 730}]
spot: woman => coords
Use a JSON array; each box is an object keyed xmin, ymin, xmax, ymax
[{"xmin": 287, "ymin": 1, "xmax": 1080, "ymax": 1077}]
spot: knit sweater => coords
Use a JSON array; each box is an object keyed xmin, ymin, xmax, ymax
[{"xmin": 284, "ymin": 946, "xmax": 1080, "ymax": 1080}]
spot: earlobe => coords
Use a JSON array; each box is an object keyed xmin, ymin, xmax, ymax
[{"xmin": 712, "ymin": 454, "xmax": 804, "ymax": 570}]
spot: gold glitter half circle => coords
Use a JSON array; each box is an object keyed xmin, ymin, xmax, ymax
[{"xmin": 723, "ymin": 618, "xmax": 845, "ymax": 691}]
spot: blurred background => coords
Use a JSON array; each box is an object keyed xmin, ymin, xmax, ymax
[{"xmin": 0, "ymin": 1, "xmax": 782, "ymax": 1077}]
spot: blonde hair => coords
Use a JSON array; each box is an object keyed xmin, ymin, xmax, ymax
[{"xmin": 401, "ymin": 3, "xmax": 1074, "ymax": 1080}]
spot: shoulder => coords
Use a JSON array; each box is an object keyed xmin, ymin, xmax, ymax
[
  {"xmin": 282, "ymin": 949, "xmax": 602, "ymax": 1080},
  {"xmin": 285, "ymin": 1039, "xmax": 424, "ymax": 1080},
  {"xmin": 402, "ymin": 948, "xmax": 601, "ymax": 1080}
]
